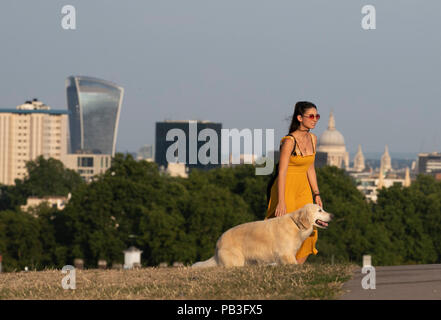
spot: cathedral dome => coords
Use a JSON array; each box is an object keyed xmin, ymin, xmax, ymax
[
  {"xmin": 318, "ymin": 112, "xmax": 345, "ymax": 146},
  {"xmin": 316, "ymin": 111, "xmax": 349, "ymax": 169},
  {"xmin": 319, "ymin": 129, "xmax": 345, "ymax": 146}
]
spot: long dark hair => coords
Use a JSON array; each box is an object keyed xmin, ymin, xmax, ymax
[
  {"xmin": 266, "ymin": 101, "xmax": 318, "ymax": 207},
  {"xmin": 288, "ymin": 101, "xmax": 317, "ymax": 134}
]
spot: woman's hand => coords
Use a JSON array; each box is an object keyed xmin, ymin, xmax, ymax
[
  {"xmin": 275, "ymin": 201, "xmax": 287, "ymax": 217},
  {"xmin": 315, "ymin": 195, "xmax": 323, "ymax": 208}
]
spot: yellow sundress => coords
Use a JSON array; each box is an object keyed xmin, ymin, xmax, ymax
[{"xmin": 265, "ymin": 133, "xmax": 318, "ymax": 260}]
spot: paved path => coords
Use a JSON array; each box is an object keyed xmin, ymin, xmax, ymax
[{"xmin": 339, "ymin": 264, "xmax": 441, "ymax": 300}]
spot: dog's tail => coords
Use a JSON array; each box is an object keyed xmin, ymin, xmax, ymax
[{"xmin": 191, "ymin": 256, "xmax": 217, "ymax": 268}]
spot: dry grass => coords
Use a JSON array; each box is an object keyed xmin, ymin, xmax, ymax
[{"xmin": 0, "ymin": 263, "xmax": 356, "ymax": 300}]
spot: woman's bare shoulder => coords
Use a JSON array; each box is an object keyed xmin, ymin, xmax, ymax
[
  {"xmin": 280, "ymin": 135, "xmax": 295, "ymax": 149},
  {"xmin": 280, "ymin": 135, "xmax": 295, "ymax": 143}
]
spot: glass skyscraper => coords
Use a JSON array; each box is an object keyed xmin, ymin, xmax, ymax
[{"xmin": 66, "ymin": 76, "xmax": 124, "ymax": 156}]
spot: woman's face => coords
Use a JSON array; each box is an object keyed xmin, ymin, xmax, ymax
[{"xmin": 297, "ymin": 107, "xmax": 320, "ymax": 130}]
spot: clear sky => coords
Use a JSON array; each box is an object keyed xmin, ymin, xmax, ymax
[{"xmin": 1, "ymin": 1, "xmax": 440, "ymax": 157}]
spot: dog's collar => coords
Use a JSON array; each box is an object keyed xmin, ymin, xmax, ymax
[{"xmin": 289, "ymin": 214, "xmax": 307, "ymax": 230}]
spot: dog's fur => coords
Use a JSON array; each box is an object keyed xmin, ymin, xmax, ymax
[{"xmin": 192, "ymin": 204, "xmax": 333, "ymax": 267}]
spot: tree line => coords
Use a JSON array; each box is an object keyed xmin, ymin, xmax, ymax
[{"xmin": 0, "ymin": 154, "xmax": 440, "ymax": 271}]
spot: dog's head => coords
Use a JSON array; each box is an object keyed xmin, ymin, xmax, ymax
[{"xmin": 291, "ymin": 204, "xmax": 333, "ymax": 230}]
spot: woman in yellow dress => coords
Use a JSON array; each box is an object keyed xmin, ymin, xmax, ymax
[{"xmin": 266, "ymin": 101, "xmax": 322, "ymax": 264}]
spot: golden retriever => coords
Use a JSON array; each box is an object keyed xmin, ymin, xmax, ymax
[{"xmin": 192, "ymin": 203, "xmax": 333, "ymax": 267}]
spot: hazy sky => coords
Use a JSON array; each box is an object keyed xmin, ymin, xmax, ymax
[{"xmin": 1, "ymin": 1, "xmax": 440, "ymax": 157}]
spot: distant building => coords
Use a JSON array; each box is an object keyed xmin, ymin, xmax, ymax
[
  {"xmin": 417, "ymin": 152, "xmax": 441, "ymax": 179},
  {"xmin": 403, "ymin": 167, "xmax": 411, "ymax": 187},
  {"xmin": 411, "ymin": 160, "xmax": 416, "ymax": 171},
  {"xmin": 381, "ymin": 145, "xmax": 392, "ymax": 172},
  {"xmin": 0, "ymin": 99, "xmax": 69, "ymax": 185},
  {"xmin": 66, "ymin": 76, "xmax": 124, "ymax": 156},
  {"xmin": 61, "ymin": 152, "xmax": 112, "ymax": 182},
  {"xmin": 225, "ymin": 153, "xmax": 256, "ymax": 167},
  {"xmin": 155, "ymin": 120, "xmax": 222, "ymax": 172},
  {"xmin": 137, "ymin": 144, "xmax": 154, "ymax": 162},
  {"xmin": 356, "ymin": 174, "xmax": 406, "ymax": 202},
  {"xmin": 352, "ymin": 161, "xmax": 411, "ymax": 202},
  {"xmin": 21, "ymin": 194, "xmax": 71, "ymax": 214},
  {"xmin": 353, "ymin": 145, "xmax": 366, "ymax": 172},
  {"xmin": 316, "ymin": 111, "xmax": 349, "ymax": 169},
  {"xmin": 165, "ymin": 162, "xmax": 189, "ymax": 178}
]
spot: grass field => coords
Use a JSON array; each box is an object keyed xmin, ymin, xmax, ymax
[{"xmin": 0, "ymin": 263, "xmax": 356, "ymax": 300}]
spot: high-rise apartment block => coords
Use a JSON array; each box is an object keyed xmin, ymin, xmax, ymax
[{"xmin": 0, "ymin": 99, "xmax": 68, "ymax": 185}]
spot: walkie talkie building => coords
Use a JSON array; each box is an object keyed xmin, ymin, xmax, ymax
[{"xmin": 66, "ymin": 76, "xmax": 124, "ymax": 156}]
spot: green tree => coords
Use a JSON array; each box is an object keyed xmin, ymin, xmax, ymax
[
  {"xmin": 311, "ymin": 166, "xmax": 386, "ymax": 264},
  {"xmin": 0, "ymin": 156, "xmax": 84, "ymax": 211},
  {"xmin": 182, "ymin": 173, "xmax": 255, "ymax": 262},
  {"xmin": 407, "ymin": 174, "xmax": 441, "ymax": 262},
  {"xmin": 0, "ymin": 210, "xmax": 43, "ymax": 271},
  {"xmin": 28, "ymin": 203, "xmax": 67, "ymax": 268},
  {"xmin": 20, "ymin": 156, "xmax": 84, "ymax": 197},
  {"xmin": 54, "ymin": 153, "xmax": 179, "ymax": 267},
  {"xmin": 137, "ymin": 204, "xmax": 194, "ymax": 265},
  {"xmin": 8, "ymin": 151, "xmax": 440, "ymax": 270},
  {"xmin": 202, "ymin": 165, "xmax": 271, "ymax": 220},
  {"xmin": 373, "ymin": 182, "xmax": 437, "ymax": 264}
]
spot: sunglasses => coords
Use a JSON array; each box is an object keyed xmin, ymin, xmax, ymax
[{"xmin": 303, "ymin": 113, "xmax": 320, "ymax": 120}]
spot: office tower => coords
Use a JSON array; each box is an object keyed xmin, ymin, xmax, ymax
[
  {"xmin": 155, "ymin": 120, "xmax": 222, "ymax": 171},
  {"xmin": 417, "ymin": 152, "xmax": 441, "ymax": 175},
  {"xmin": 0, "ymin": 99, "xmax": 68, "ymax": 185},
  {"xmin": 66, "ymin": 76, "xmax": 124, "ymax": 156}
]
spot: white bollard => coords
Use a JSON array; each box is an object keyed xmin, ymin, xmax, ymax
[{"xmin": 363, "ymin": 255, "xmax": 372, "ymax": 268}]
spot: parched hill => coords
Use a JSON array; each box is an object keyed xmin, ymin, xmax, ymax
[{"xmin": 0, "ymin": 263, "xmax": 355, "ymax": 300}]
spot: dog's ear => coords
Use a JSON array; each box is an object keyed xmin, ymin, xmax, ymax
[{"xmin": 293, "ymin": 208, "xmax": 312, "ymax": 230}]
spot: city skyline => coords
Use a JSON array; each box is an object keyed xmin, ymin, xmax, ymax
[
  {"xmin": 0, "ymin": 96, "xmax": 428, "ymax": 161},
  {"xmin": 1, "ymin": 1, "xmax": 440, "ymax": 155}
]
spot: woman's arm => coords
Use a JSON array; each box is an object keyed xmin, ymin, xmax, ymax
[
  {"xmin": 307, "ymin": 134, "xmax": 322, "ymax": 207},
  {"xmin": 275, "ymin": 137, "xmax": 294, "ymax": 216}
]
